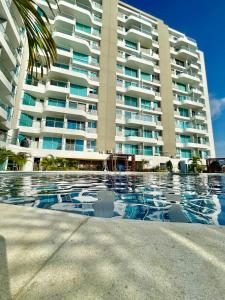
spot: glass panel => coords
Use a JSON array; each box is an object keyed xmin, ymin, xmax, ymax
[
  {"xmin": 70, "ymin": 84, "xmax": 87, "ymax": 96},
  {"xmin": 46, "ymin": 117, "xmax": 64, "ymax": 128},
  {"xmin": 76, "ymin": 22, "xmax": 91, "ymax": 33},
  {"xmin": 19, "ymin": 113, "xmax": 33, "ymax": 127},
  {"xmin": 48, "ymin": 98, "xmax": 66, "ymax": 107},
  {"xmin": 73, "ymin": 52, "xmax": 89, "ymax": 63},
  {"xmin": 23, "ymin": 93, "xmax": 36, "ymax": 106},
  {"xmin": 43, "ymin": 137, "xmax": 62, "ymax": 150},
  {"xmin": 125, "ymin": 40, "xmax": 137, "ymax": 50},
  {"xmin": 124, "ymin": 96, "xmax": 138, "ymax": 107}
]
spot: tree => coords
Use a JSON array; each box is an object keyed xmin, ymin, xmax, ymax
[
  {"xmin": 41, "ymin": 155, "xmax": 56, "ymax": 170},
  {"xmin": 12, "ymin": 0, "xmax": 58, "ymax": 75},
  {"xmin": 189, "ymin": 156, "xmax": 203, "ymax": 173}
]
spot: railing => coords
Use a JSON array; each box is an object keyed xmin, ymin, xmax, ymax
[
  {"xmin": 126, "ymin": 25, "xmax": 151, "ymax": 35},
  {"xmin": 49, "ymin": 80, "xmax": 68, "ymax": 88},
  {"xmin": 175, "ymin": 46, "xmax": 197, "ymax": 54}
]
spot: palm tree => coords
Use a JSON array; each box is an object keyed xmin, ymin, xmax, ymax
[
  {"xmin": 0, "ymin": 148, "xmax": 14, "ymax": 165},
  {"xmin": 188, "ymin": 156, "xmax": 203, "ymax": 173},
  {"xmin": 12, "ymin": 0, "xmax": 58, "ymax": 75},
  {"xmin": 41, "ymin": 155, "xmax": 56, "ymax": 170},
  {"xmin": 12, "ymin": 152, "xmax": 28, "ymax": 171}
]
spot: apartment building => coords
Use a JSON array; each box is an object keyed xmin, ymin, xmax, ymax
[
  {"xmin": 0, "ymin": 0, "xmax": 26, "ymax": 145},
  {"xmin": 1, "ymin": 0, "xmax": 215, "ymax": 170}
]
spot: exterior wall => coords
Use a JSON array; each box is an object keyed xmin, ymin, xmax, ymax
[
  {"xmin": 158, "ymin": 21, "xmax": 176, "ymax": 157},
  {"xmin": 97, "ymin": 0, "xmax": 118, "ymax": 152}
]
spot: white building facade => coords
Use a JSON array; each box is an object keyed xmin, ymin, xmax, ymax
[{"xmin": 0, "ymin": 0, "xmax": 215, "ymax": 170}]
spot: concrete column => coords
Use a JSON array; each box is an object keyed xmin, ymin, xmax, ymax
[
  {"xmin": 158, "ymin": 20, "xmax": 176, "ymax": 157},
  {"xmin": 23, "ymin": 156, "xmax": 34, "ymax": 171},
  {"xmin": 97, "ymin": 0, "xmax": 118, "ymax": 153}
]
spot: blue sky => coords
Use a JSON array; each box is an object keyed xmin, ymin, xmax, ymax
[{"xmin": 123, "ymin": 0, "xmax": 225, "ymax": 157}]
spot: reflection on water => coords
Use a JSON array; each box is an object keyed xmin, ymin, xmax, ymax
[{"xmin": 0, "ymin": 173, "xmax": 225, "ymax": 225}]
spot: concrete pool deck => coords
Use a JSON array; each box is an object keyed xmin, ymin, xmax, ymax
[{"xmin": 1, "ymin": 204, "xmax": 225, "ymax": 300}]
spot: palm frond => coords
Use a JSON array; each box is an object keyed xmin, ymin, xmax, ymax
[{"xmin": 12, "ymin": 0, "xmax": 58, "ymax": 76}]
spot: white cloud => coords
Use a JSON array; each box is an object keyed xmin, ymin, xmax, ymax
[{"xmin": 210, "ymin": 96, "xmax": 225, "ymax": 119}]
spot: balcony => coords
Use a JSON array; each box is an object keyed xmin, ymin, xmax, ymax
[
  {"xmin": 174, "ymin": 46, "xmax": 198, "ymax": 60},
  {"xmin": 118, "ymin": 82, "xmax": 155, "ymax": 99},
  {"xmin": 183, "ymin": 127, "xmax": 207, "ymax": 136},
  {"xmin": 44, "ymin": 101, "xmax": 98, "ymax": 120},
  {"xmin": 24, "ymin": 79, "xmax": 46, "ymax": 98},
  {"xmin": 58, "ymin": 0, "xmax": 102, "ymax": 26},
  {"xmin": 0, "ymin": 67, "xmax": 12, "ymax": 96},
  {"xmin": 48, "ymin": 63, "xmax": 99, "ymax": 86},
  {"xmin": 46, "ymin": 80, "xmax": 69, "ymax": 98},
  {"xmin": 176, "ymin": 142, "xmax": 209, "ymax": 150},
  {"xmin": 173, "ymin": 71, "xmax": 200, "ymax": 85},
  {"xmin": 174, "ymin": 36, "xmax": 197, "ymax": 48},
  {"xmin": 125, "ymin": 115, "xmax": 158, "ymax": 128},
  {"xmin": 53, "ymin": 28, "xmax": 100, "ymax": 54},
  {"xmin": 0, "ymin": 105, "xmax": 7, "ymax": 122},
  {"xmin": 125, "ymin": 26, "xmax": 152, "ymax": 48},
  {"xmin": 174, "ymin": 98, "xmax": 204, "ymax": 109},
  {"xmin": 118, "ymin": 52, "xmax": 154, "ymax": 73},
  {"xmin": 0, "ymin": 25, "xmax": 17, "ymax": 69}
]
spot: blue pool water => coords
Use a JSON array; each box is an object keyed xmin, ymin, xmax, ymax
[{"xmin": 0, "ymin": 173, "xmax": 225, "ymax": 225}]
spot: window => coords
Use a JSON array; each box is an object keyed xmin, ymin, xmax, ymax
[
  {"xmin": 144, "ymin": 146, "xmax": 153, "ymax": 156},
  {"xmin": 124, "ymin": 144, "xmax": 138, "ymax": 155},
  {"xmin": 87, "ymin": 140, "xmax": 96, "ymax": 150},
  {"xmin": 143, "ymin": 130, "xmax": 153, "ymax": 138},
  {"xmin": 89, "ymin": 104, "xmax": 97, "ymax": 111},
  {"xmin": 178, "ymin": 95, "xmax": 187, "ymax": 101},
  {"xmin": 88, "ymin": 121, "xmax": 97, "ymax": 129},
  {"xmin": 125, "ymin": 40, "xmax": 137, "ymax": 50},
  {"xmin": 19, "ymin": 113, "xmax": 33, "ymax": 127},
  {"xmin": 125, "ymin": 67, "xmax": 138, "ymax": 78},
  {"xmin": 67, "ymin": 120, "xmax": 85, "ymax": 130},
  {"xmin": 180, "ymin": 135, "xmax": 191, "ymax": 144},
  {"xmin": 179, "ymin": 108, "xmax": 189, "ymax": 117},
  {"xmin": 73, "ymin": 52, "xmax": 89, "ymax": 63},
  {"xmin": 76, "ymin": 22, "xmax": 91, "ymax": 34},
  {"xmin": 176, "ymin": 83, "xmax": 187, "ymax": 92},
  {"xmin": 23, "ymin": 93, "xmax": 36, "ymax": 106},
  {"xmin": 69, "ymin": 101, "xmax": 77, "ymax": 109},
  {"xmin": 141, "ymin": 99, "xmax": 151, "ymax": 110},
  {"xmin": 141, "ymin": 72, "xmax": 151, "ymax": 81},
  {"xmin": 125, "ymin": 127, "xmax": 138, "ymax": 137},
  {"xmin": 43, "ymin": 137, "xmax": 62, "ymax": 150},
  {"xmin": 48, "ymin": 98, "xmax": 66, "ymax": 108},
  {"xmin": 181, "ymin": 149, "xmax": 192, "ymax": 159},
  {"xmin": 46, "ymin": 117, "xmax": 64, "ymax": 128},
  {"xmin": 179, "ymin": 121, "xmax": 189, "ymax": 129},
  {"xmin": 124, "ymin": 96, "xmax": 138, "ymax": 107},
  {"xmin": 70, "ymin": 84, "xmax": 87, "ymax": 97}
]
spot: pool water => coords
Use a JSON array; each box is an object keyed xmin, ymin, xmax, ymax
[{"xmin": 0, "ymin": 173, "xmax": 225, "ymax": 225}]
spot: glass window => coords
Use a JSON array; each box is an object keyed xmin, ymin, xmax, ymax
[
  {"xmin": 125, "ymin": 67, "xmax": 138, "ymax": 78},
  {"xmin": 19, "ymin": 113, "xmax": 33, "ymax": 127},
  {"xmin": 76, "ymin": 22, "xmax": 91, "ymax": 34},
  {"xmin": 23, "ymin": 93, "xmax": 36, "ymax": 106},
  {"xmin": 67, "ymin": 120, "xmax": 85, "ymax": 130},
  {"xmin": 48, "ymin": 98, "xmax": 66, "ymax": 108},
  {"xmin": 124, "ymin": 96, "xmax": 138, "ymax": 107},
  {"xmin": 73, "ymin": 52, "xmax": 89, "ymax": 63},
  {"xmin": 124, "ymin": 144, "xmax": 138, "ymax": 155},
  {"xmin": 87, "ymin": 140, "xmax": 96, "ymax": 150},
  {"xmin": 70, "ymin": 84, "xmax": 87, "ymax": 96},
  {"xmin": 43, "ymin": 137, "xmax": 62, "ymax": 150},
  {"xmin": 141, "ymin": 99, "xmax": 151, "ymax": 110},
  {"xmin": 141, "ymin": 72, "xmax": 151, "ymax": 81},
  {"xmin": 144, "ymin": 146, "xmax": 153, "ymax": 156},
  {"xmin": 181, "ymin": 149, "xmax": 192, "ymax": 159},
  {"xmin": 180, "ymin": 135, "xmax": 191, "ymax": 144},
  {"xmin": 143, "ymin": 130, "xmax": 153, "ymax": 138},
  {"xmin": 88, "ymin": 121, "xmax": 97, "ymax": 128},
  {"xmin": 179, "ymin": 108, "xmax": 189, "ymax": 117},
  {"xmin": 125, "ymin": 127, "xmax": 138, "ymax": 137},
  {"xmin": 125, "ymin": 40, "xmax": 137, "ymax": 50},
  {"xmin": 176, "ymin": 83, "xmax": 187, "ymax": 92},
  {"xmin": 46, "ymin": 117, "xmax": 64, "ymax": 128}
]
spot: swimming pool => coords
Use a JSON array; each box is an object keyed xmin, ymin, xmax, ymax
[{"xmin": 0, "ymin": 173, "xmax": 225, "ymax": 225}]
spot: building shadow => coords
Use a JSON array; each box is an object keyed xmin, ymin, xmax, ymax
[{"xmin": 0, "ymin": 235, "xmax": 11, "ymax": 300}]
